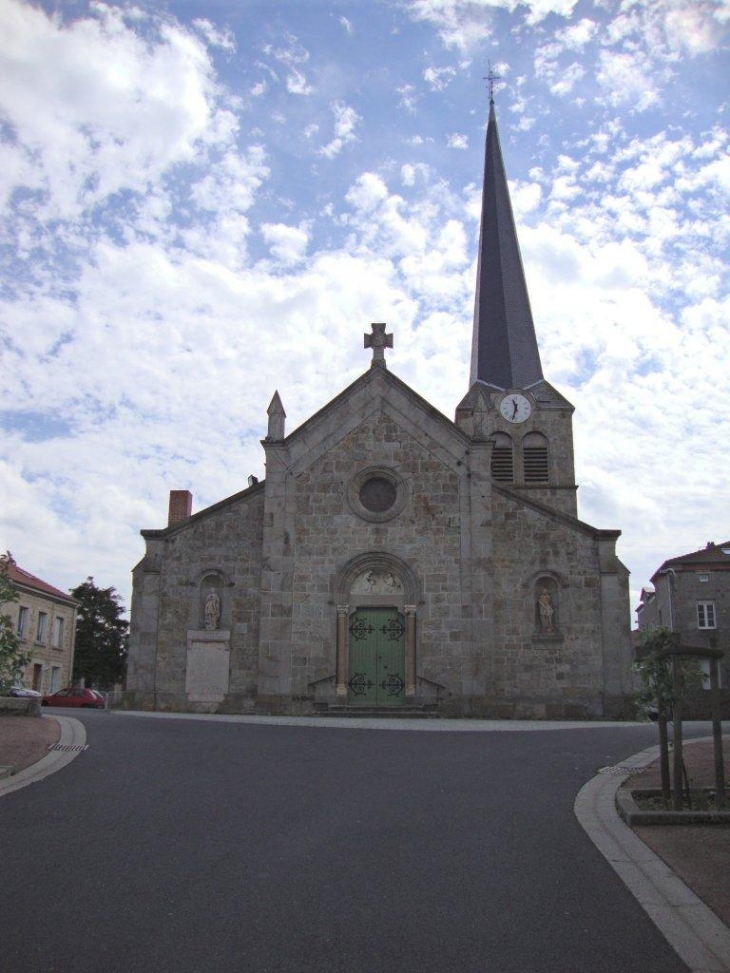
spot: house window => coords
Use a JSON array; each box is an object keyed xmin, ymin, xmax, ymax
[
  {"xmin": 491, "ymin": 433, "xmax": 514, "ymax": 482},
  {"xmin": 17, "ymin": 606, "xmax": 29, "ymax": 638},
  {"xmin": 699, "ymin": 574, "xmax": 709, "ymax": 583},
  {"xmin": 697, "ymin": 602, "xmax": 716, "ymax": 629},
  {"xmin": 523, "ymin": 432, "xmax": 549, "ymax": 483},
  {"xmin": 50, "ymin": 666, "xmax": 62, "ymax": 693},
  {"xmin": 36, "ymin": 611, "xmax": 48, "ymax": 643},
  {"xmin": 52, "ymin": 616, "xmax": 65, "ymax": 648}
]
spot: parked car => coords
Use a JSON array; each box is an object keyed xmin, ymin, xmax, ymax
[
  {"xmin": 8, "ymin": 685, "xmax": 42, "ymax": 698},
  {"xmin": 42, "ymin": 687, "xmax": 104, "ymax": 709}
]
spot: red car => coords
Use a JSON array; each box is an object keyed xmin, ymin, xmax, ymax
[{"xmin": 42, "ymin": 687, "xmax": 104, "ymax": 709}]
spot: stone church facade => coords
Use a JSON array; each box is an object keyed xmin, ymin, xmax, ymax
[{"xmin": 126, "ymin": 99, "xmax": 633, "ymax": 719}]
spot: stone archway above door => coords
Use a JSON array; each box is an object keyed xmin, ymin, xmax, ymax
[{"xmin": 334, "ymin": 550, "xmax": 420, "ymax": 607}]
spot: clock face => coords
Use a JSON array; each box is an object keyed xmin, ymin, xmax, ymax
[{"xmin": 500, "ymin": 393, "xmax": 532, "ymax": 424}]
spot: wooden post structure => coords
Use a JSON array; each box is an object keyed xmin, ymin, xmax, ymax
[
  {"xmin": 709, "ymin": 654, "xmax": 726, "ymax": 808},
  {"xmin": 659, "ymin": 644, "xmax": 726, "ymax": 811},
  {"xmin": 657, "ymin": 710, "xmax": 671, "ymax": 806},
  {"xmin": 671, "ymin": 653, "xmax": 684, "ymax": 810}
]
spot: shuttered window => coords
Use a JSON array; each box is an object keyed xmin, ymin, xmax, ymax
[
  {"xmin": 523, "ymin": 432, "xmax": 549, "ymax": 483},
  {"xmin": 491, "ymin": 433, "xmax": 514, "ymax": 482}
]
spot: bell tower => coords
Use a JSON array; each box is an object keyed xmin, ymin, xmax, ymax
[{"xmin": 456, "ymin": 89, "xmax": 577, "ymax": 516}]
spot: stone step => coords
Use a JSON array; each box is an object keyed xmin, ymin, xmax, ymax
[{"xmin": 318, "ymin": 705, "xmax": 439, "ymax": 719}]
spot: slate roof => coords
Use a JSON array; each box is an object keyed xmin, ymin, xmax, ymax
[
  {"xmin": 650, "ymin": 541, "xmax": 730, "ymax": 582},
  {"xmin": 470, "ymin": 99, "xmax": 543, "ymax": 391},
  {"xmin": 2, "ymin": 556, "xmax": 78, "ymax": 605}
]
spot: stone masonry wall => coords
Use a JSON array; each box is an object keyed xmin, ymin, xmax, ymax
[
  {"xmin": 288, "ymin": 410, "xmax": 465, "ymax": 700},
  {"xmin": 490, "ymin": 490, "xmax": 607, "ymax": 718},
  {"xmin": 129, "ymin": 488, "xmax": 265, "ymax": 711}
]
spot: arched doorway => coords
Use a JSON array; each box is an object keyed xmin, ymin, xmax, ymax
[{"xmin": 334, "ymin": 554, "xmax": 419, "ymax": 704}]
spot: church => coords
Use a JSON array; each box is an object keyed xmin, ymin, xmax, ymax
[{"xmin": 126, "ymin": 98, "xmax": 633, "ymax": 719}]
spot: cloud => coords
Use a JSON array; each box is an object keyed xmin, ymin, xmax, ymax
[
  {"xmin": 424, "ymin": 65, "xmax": 457, "ymax": 91},
  {"xmin": 192, "ymin": 18, "xmax": 236, "ymax": 51},
  {"xmin": 548, "ymin": 61, "xmax": 585, "ymax": 96},
  {"xmin": 534, "ymin": 0, "xmax": 730, "ymax": 111},
  {"xmin": 0, "ymin": 0, "xmax": 238, "ymax": 233},
  {"xmin": 397, "ymin": 84, "xmax": 419, "ymax": 113},
  {"xmin": 262, "ymin": 32, "xmax": 314, "ymax": 95},
  {"xmin": 286, "ymin": 69, "xmax": 314, "ymax": 96},
  {"xmin": 318, "ymin": 101, "xmax": 361, "ymax": 158},
  {"xmin": 405, "ymin": 0, "xmax": 579, "ymax": 51},
  {"xmin": 345, "ymin": 172, "xmax": 390, "ymax": 211},
  {"xmin": 261, "ymin": 222, "xmax": 310, "ymax": 265},
  {"xmin": 401, "ymin": 163, "xmax": 431, "ymax": 186}
]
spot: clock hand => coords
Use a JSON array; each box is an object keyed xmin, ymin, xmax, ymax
[{"xmin": 511, "ymin": 399, "xmax": 518, "ymax": 419}]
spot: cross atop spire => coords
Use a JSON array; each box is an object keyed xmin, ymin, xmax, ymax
[
  {"xmin": 484, "ymin": 61, "xmax": 501, "ymax": 104},
  {"xmin": 364, "ymin": 321, "xmax": 393, "ymax": 368}
]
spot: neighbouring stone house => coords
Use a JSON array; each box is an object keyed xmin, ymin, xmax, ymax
[
  {"xmin": 636, "ymin": 541, "xmax": 730, "ymax": 717},
  {"xmin": 1, "ymin": 553, "xmax": 77, "ymax": 694},
  {"xmin": 125, "ymin": 98, "xmax": 633, "ymax": 719}
]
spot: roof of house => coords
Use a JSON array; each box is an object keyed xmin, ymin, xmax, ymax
[
  {"xmin": 1, "ymin": 555, "xmax": 77, "ymax": 606},
  {"xmin": 650, "ymin": 541, "xmax": 730, "ymax": 582}
]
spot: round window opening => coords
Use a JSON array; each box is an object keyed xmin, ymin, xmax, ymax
[
  {"xmin": 348, "ymin": 466, "xmax": 407, "ymax": 523},
  {"xmin": 359, "ymin": 476, "xmax": 397, "ymax": 513}
]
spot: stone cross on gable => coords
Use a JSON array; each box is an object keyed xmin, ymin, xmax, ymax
[{"xmin": 364, "ymin": 321, "xmax": 393, "ymax": 368}]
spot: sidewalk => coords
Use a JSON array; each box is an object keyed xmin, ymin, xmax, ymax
[
  {"xmin": 0, "ymin": 714, "xmax": 61, "ymax": 777},
  {"xmin": 619, "ymin": 736, "xmax": 730, "ymax": 928}
]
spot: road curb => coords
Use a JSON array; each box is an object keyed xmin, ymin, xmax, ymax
[
  {"xmin": 575, "ymin": 738, "xmax": 730, "ymax": 973},
  {"xmin": 0, "ymin": 716, "xmax": 87, "ymax": 798},
  {"xmin": 616, "ymin": 786, "xmax": 730, "ymax": 826}
]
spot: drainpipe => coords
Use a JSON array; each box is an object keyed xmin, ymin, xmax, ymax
[{"xmin": 665, "ymin": 568, "xmax": 676, "ymax": 632}]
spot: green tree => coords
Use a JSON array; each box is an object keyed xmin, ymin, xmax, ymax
[
  {"xmin": 0, "ymin": 554, "xmax": 31, "ymax": 693},
  {"xmin": 633, "ymin": 627, "xmax": 676, "ymax": 721},
  {"xmin": 634, "ymin": 627, "xmax": 703, "ymax": 808},
  {"xmin": 71, "ymin": 578, "xmax": 129, "ymax": 689}
]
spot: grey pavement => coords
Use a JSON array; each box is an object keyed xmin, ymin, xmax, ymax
[{"xmin": 2, "ymin": 712, "xmax": 728, "ymax": 973}]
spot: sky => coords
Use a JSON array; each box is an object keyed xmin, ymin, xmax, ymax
[{"xmin": 1, "ymin": 0, "xmax": 728, "ymax": 623}]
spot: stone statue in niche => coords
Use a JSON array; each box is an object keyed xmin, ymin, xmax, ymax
[
  {"xmin": 204, "ymin": 589, "xmax": 221, "ymax": 630},
  {"xmin": 351, "ymin": 569, "xmax": 403, "ymax": 595},
  {"xmin": 538, "ymin": 588, "xmax": 555, "ymax": 634}
]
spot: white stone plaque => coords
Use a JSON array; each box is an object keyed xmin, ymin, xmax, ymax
[{"xmin": 186, "ymin": 630, "xmax": 230, "ymax": 702}]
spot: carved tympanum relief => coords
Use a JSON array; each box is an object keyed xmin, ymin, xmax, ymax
[{"xmin": 351, "ymin": 569, "xmax": 404, "ymax": 595}]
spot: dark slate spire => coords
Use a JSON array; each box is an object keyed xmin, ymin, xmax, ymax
[{"xmin": 470, "ymin": 97, "xmax": 543, "ymax": 390}]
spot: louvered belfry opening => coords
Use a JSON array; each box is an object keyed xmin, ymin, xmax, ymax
[
  {"xmin": 491, "ymin": 432, "xmax": 514, "ymax": 482},
  {"xmin": 523, "ymin": 432, "xmax": 549, "ymax": 483}
]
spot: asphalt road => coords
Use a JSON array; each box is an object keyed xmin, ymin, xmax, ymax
[{"xmin": 0, "ymin": 713, "xmax": 699, "ymax": 973}]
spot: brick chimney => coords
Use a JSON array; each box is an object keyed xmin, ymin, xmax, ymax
[{"xmin": 168, "ymin": 490, "xmax": 192, "ymax": 526}]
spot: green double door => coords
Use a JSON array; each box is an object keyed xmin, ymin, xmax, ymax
[{"xmin": 347, "ymin": 608, "xmax": 406, "ymax": 706}]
